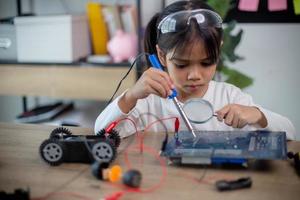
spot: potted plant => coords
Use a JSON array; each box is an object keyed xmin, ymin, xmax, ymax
[{"xmin": 207, "ymin": 0, "xmax": 253, "ymax": 89}]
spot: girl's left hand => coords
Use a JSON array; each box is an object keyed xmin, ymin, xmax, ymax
[{"xmin": 216, "ymin": 104, "xmax": 267, "ymax": 128}]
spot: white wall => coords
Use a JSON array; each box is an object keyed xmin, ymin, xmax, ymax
[{"xmin": 230, "ymin": 24, "xmax": 300, "ymax": 140}]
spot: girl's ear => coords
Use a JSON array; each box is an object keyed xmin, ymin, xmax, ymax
[{"xmin": 155, "ymin": 45, "xmax": 167, "ymax": 67}]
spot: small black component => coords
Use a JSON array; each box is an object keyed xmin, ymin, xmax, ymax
[
  {"xmin": 0, "ymin": 188, "xmax": 30, "ymax": 200},
  {"xmin": 91, "ymin": 161, "xmax": 110, "ymax": 180},
  {"xmin": 160, "ymin": 133, "xmax": 168, "ymax": 152},
  {"xmin": 287, "ymin": 151, "xmax": 300, "ymax": 176},
  {"xmin": 215, "ymin": 177, "xmax": 252, "ymax": 191},
  {"xmin": 122, "ymin": 169, "xmax": 142, "ymax": 188}
]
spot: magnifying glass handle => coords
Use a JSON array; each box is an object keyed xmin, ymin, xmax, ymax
[{"xmin": 148, "ymin": 54, "xmax": 197, "ymax": 138}]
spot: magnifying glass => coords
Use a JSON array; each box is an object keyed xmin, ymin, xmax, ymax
[{"xmin": 183, "ymin": 98, "xmax": 217, "ymax": 124}]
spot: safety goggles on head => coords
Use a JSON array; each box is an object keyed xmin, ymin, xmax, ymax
[{"xmin": 157, "ymin": 9, "xmax": 222, "ymax": 34}]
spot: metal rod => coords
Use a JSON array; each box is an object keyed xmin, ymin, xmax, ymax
[
  {"xmin": 17, "ymin": 0, "xmax": 22, "ymax": 16},
  {"xmin": 136, "ymin": 0, "xmax": 143, "ymax": 79},
  {"xmin": 148, "ymin": 54, "xmax": 197, "ymax": 138},
  {"xmin": 22, "ymin": 96, "xmax": 27, "ymax": 112},
  {"xmin": 172, "ymin": 97, "xmax": 197, "ymax": 138}
]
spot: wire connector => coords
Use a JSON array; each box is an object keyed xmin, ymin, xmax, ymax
[
  {"xmin": 103, "ymin": 191, "xmax": 124, "ymax": 200},
  {"xmin": 105, "ymin": 121, "xmax": 118, "ymax": 133}
]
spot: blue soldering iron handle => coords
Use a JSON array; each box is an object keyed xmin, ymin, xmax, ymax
[
  {"xmin": 148, "ymin": 54, "xmax": 177, "ymax": 98},
  {"xmin": 148, "ymin": 54, "xmax": 164, "ymax": 70}
]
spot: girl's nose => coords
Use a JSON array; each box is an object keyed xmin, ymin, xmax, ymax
[{"xmin": 187, "ymin": 65, "xmax": 202, "ymax": 80}]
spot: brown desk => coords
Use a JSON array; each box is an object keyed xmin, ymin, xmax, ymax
[{"xmin": 0, "ymin": 122, "xmax": 299, "ymax": 200}]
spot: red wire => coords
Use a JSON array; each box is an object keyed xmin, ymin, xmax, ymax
[
  {"xmin": 141, "ymin": 116, "xmax": 178, "ymax": 152},
  {"xmin": 144, "ymin": 116, "xmax": 179, "ymax": 133},
  {"xmin": 33, "ymin": 116, "xmax": 178, "ymax": 200},
  {"xmin": 103, "ymin": 116, "xmax": 178, "ymax": 199},
  {"xmin": 103, "ymin": 191, "xmax": 125, "ymax": 200},
  {"xmin": 114, "ymin": 117, "xmax": 142, "ymax": 146},
  {"xmin": 112, "ymin": 117, "xmax": 141, "ymax": 168},
  {"xmin": 175, "ymin": 117, "xmax": 180, "ymax": 132},
  {"xmin": 120, "ymin": 116, "xmax": 178, "ymax": 170},
  {"xmin": 104, "ymin": 143, "xmax": 168, "ymax": 200},
  {"xmin": 134, "ymin": 117, "xmax": 180, "ymax": 193},
  {"xmin": 112, "ymin": 116, "xmax": 179, "ymax": 155}
]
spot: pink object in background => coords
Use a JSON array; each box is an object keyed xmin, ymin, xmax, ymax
[
  {"xmin": 268, "ymin": 0, "xmax": 287, "ymax": 11},
  {"xmin": 107, "ymin": 30, "xmax": 137, "ymax": 63},
  {"xmin": 238, "ymin": 0, "xmax": 260, "ymax": 11}
]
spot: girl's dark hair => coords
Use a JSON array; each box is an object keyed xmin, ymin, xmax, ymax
[{"xmin": 144, "ymin": 0, "xmax": 223, "ymax": 65}]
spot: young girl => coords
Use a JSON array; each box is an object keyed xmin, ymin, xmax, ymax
[{"xmin": 95, "ymin": 0, "xmax": 295, "ymax": 140}]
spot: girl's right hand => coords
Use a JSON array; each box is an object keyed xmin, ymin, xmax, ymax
[
  {"xmin": 118, "ymin": 68, "xmax": 174, "ymax": 113},
  {"xmin": 129, "ymin": 68, "xmax": 174, "ymax": 100}
]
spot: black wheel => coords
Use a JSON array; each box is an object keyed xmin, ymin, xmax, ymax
[
  {"xmin": 92, "ymin": 141, "xmax": 116, "ymax": 163},
  {"xmin": 50, "ymin": 127, "xmax": 72, "ymax": 139},
  {"xmin": 40, "ymin": 139, "xmax": 65, "ymax": 166},
  {"xmin": 107, "ymin": 129, "xmax": 121, "ymax": 148},
  {"xmin": 96, "ymin": 129, "xmax": 121, "ymax": 148}
]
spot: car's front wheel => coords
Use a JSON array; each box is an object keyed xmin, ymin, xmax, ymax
[{"xmin": 92, "ymin": 141, "xmax": 116, "ymax": 163}]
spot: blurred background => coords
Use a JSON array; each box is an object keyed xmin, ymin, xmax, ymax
[{"xmin": 0, "ymin": 0, "xmax": 299, "ymax": 140}]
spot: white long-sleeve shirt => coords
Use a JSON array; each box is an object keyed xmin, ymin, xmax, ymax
[{"xmin": 95, "ymin": 81, "xmax": 296, "ymax": 140}]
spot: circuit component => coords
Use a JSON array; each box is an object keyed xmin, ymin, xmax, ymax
[{"xmin": 161, "ymin": 130, "xmax": 287, "ymax": 165}]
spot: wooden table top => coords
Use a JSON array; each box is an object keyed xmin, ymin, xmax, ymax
[{"xmin": 0, "ymin": 122, "xmax": 299, "ymax": 200}]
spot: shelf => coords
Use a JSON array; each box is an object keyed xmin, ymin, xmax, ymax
[
  {"xmin": 0, "ymin": 60, "xmax": 132, "ymax": 67},
  {"xmin": 0, "ymin": 64, "xmax": 136, "ymax": 101}
]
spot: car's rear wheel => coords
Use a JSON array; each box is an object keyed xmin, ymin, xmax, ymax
[{"xmin": 40, "ymin": 139, "xmax": 65, "ymax": 166}]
